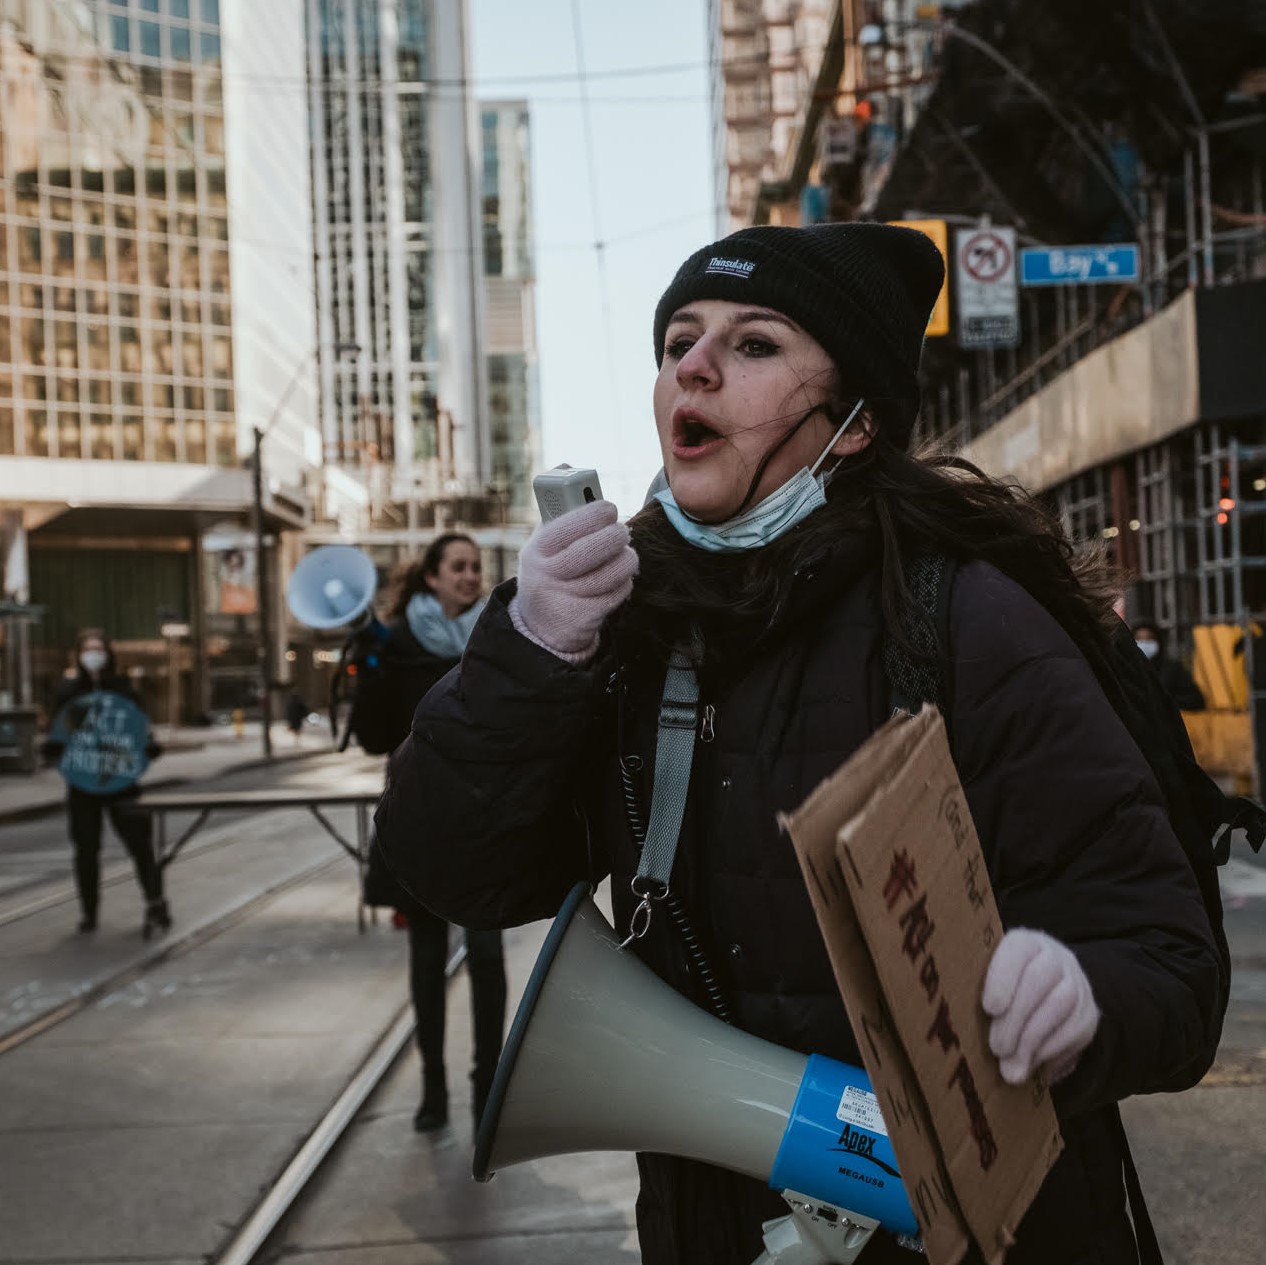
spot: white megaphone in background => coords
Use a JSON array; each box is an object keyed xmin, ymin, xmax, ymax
[
  {"xmin": 475, "ymin": 883, "xmax": 922, "ymax": 1265},
  {"xmin": 286, "ymin": 545, "xmax": 377, "ymax": 629}
]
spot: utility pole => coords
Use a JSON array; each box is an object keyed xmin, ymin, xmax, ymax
[{"xmin": 252, "ymin": 424, "xmax": 273, "ymax": 759}]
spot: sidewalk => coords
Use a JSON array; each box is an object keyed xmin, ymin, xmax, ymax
[{"xmin": 0, "ymin": 720, "xmax": 337, "ymax": 823}]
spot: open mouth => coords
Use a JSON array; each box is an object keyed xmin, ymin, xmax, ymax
[{"xmin": 674, "ymin": 412, "xmax": 724, "ymax": 454}]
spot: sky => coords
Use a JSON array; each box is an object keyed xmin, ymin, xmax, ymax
[{"xmin": 469, "ymin": 0, "xmax": 717, "ymax": 516}]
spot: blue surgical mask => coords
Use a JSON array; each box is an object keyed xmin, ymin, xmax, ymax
[{"xmin": 654, "ymin": 400, "xmax": 865, "ymax": 553}]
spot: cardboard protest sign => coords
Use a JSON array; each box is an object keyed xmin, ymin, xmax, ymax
[
  {"xmin": 781, "ymin": 705, "xmax": 1062, "ymax": 1265},
  {"xmin": 50, "ymin": 690, "xmax": 151, "ymax": 795}
]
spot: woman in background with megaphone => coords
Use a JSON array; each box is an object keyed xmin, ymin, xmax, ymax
[
  {"xmin": 360, "ymin": 534, "xmax": 507, "ymax": 1134},
  {"xmin": 376, "ymin": 225, "xmax": 1223, "ymax": 1263}
]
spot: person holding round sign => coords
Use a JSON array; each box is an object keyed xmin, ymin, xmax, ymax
[{"xmin": 43, "ymin": 631, "xmax": 170, "ymax": 938}]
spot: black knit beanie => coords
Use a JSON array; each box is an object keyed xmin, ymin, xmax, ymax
[{"xmin": 652, "ymin": 222, "xmax": 945, "ymax": 449}]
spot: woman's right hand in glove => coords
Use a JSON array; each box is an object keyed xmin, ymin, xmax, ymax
[{"xmin": 509, "ymin": 500, "xmax": 639, "ymax": 662}]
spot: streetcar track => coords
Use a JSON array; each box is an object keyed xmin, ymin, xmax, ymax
[
  {"xmin": 0, "ymin": 809, "xmax": 277, "ymax": 929},
  {"xmin": 213, "ymin": 946, "xmax": 467, "ymax": 1265},
  {"xmin": 0, "ymin": 853, "xmax": 347, "ymax": 1056}
]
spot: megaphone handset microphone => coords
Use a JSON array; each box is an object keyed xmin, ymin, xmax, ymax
[{"xmin": 476, "ymin": 883, "xmax": 923, "ymax": 1265}]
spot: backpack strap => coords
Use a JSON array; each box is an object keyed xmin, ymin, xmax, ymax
[
  {"xmin": 1110, "ymin": 1107, "xmax": 1164, "ymax": 1265},
  {"xmin": 883, "ymin": 552, "xmax": 957, "ymax": 718}
]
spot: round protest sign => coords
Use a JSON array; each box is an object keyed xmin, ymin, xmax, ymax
[{"xmin": 50, "ymin": 690, "xmax": 151, "ymax": 795}]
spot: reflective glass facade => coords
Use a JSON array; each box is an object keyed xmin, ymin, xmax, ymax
[
  {"xmin": 480, "ymin": 100, "xmax": 538, "ymax": 520},
  {"xmin": 309, "ymin": 0, "xmax": 433, "ymax": 468},
  {"xmin": 0, "ymin": 0, "xmax": 236, "ymax": 465}
]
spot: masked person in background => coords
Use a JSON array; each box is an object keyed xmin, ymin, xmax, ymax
[
  {"xmin": 377, "ymin": 224, "xmax": 1222, "ymax": 1264},
  {"xmin": 1132, "ymin": 620, "xmax": 1206, "ymax": 712},
  {"xmin": 43, "ymin": 631, "xmax": 168, "ymax": 937},
  {"xmin": 361, "ymin": 534, "xmax": 507, "ymax": 1134}
]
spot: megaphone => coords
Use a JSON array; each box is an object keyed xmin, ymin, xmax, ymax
[
  {"xmin": 475, "ymin": 883, "xmax": 921, "ymax": 1265},
  {"xmin": 286, "ymin": 545, "xmax": 377, "ymax": 629}
]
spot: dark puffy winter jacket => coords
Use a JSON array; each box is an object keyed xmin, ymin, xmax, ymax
[
  {"xmin": 362, "ymin": 620, "xmax": 459, "ymax": 916},
  {"xmin": 376, "ymin": 555, "xmax": 1222, "ymax": 1265}
]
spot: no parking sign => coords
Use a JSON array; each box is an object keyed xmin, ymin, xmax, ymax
[{"xmin": 954, "ymin": 226, "xmax": 1020, "ymax": 349}]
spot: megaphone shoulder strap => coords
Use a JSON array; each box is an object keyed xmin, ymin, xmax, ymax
[{"xmin": 623, "ymin": 629, "xmax": 703, "ymax": 948}]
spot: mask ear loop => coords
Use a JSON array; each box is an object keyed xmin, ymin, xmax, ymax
[{"xmin": 809, "ymin": 398, "xmax": 866, "ymax": 479}]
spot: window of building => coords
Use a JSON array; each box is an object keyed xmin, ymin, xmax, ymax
[
  {"xmin": 201, "ymin": 0, "xmax": 220, "ymax": 22},
  {"xmin": 185, "ymin": 416, "xmax": 206, "ymax": 463},
  {"xmin": 110, "ymin": 14, "xmax": 130, "ymax": 52},
  {"xmin": 0, "ymin": 408, "xmax": 14, "ymax": 455},
  {"xmin": 140, "ymin": 21, "xmax": 162, "ymax": 58},
  {"xmin": 211, "ymin": 418, "xmax": 234, "ymax": 465},
  {"xmin": 18, "ymin": 227, "xmax": 41, "ymax": 267},
  {"xmin": 170, "ymin": 25, "xmax": 192, "ymax": 61},
  {"xmin": 199, "ymin": 31, "xmax": 221, "ymax": 62},
  {"xmin": 58, "ymin": 413, "xmax": 83, "ymax": 459},
  {"xmin": 21, "ymin": 321, "xmax": 45, "ymax": 366},
  {"xmin": 89, "ymin": 412, "xmax": 115, "ymax": 459},
  {"xmin": 26, "ymin": 411, "xmax": 49, "ymax": 457},
  {"xmin": 121, "ymin": 417, "xmax": 143, "ymax": 460},
  {"xmin": 154, "ymin": 415, "xmax": 178, "ymax": 461}
]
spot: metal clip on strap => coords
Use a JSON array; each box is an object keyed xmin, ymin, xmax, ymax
[{"xmin": 623, "ymin": 632, "xmax": 702, "ymax": 947}]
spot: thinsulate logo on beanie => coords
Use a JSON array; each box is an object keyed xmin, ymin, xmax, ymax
[{"xmin": 704, "ymin": 256, "xmax": 756, "ymax": 279}]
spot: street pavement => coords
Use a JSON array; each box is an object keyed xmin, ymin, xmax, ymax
[
  {"xmin": 0, "ymin": 748, "xmax": 1262, "ymax": 1263},
  {"xmin": 261, "ymin": 908, "xmax": 641, "ymax": 1265}
]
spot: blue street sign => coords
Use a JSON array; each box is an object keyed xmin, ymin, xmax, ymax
[
  {"xmin": 1019, "ymin": 244, "xmax": 1141, "ymax": 287},
  {"xmin": 50, "ymin": 690, "xmax": 151, "ymax": 795}
]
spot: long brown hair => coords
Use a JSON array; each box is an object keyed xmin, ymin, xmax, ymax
[
  {"xmin": 625, "ymin": 395, "xmax": 1119, "ymax": 669},
  {"xmin": 384, "ymin": 533, "xmax": 478, "ymax": 621}
]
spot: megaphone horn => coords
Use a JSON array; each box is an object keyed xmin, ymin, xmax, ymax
[
  {"xmin": 286, "ymin": 545, "xmax": 377, "ymax": 630},
  {"xmin": 475, "ymin": 883, "xmax": 922, "ymax": 1265}
]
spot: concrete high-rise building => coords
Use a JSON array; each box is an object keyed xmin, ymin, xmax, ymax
[
  {"xmin": 306, "ymin": 0, "xmax": 490, "ymax": 521},
  {"xmin": 0, "ymin": 0, "xmax": 342, "ymax": 720},
  {"xmin": 479, "ymin": 99, "xmax": 539, "ymax": 523},
  {"xmin": 709, "ymin": 0, "xmax": 835, "ymax": 231}
]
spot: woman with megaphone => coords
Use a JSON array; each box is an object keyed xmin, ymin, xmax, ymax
[
  {"xmin": 377, "ymin": 224, "xmax": 1224, "ymax": 1264},
  {"xmin": 359, "ymin": 534, "xmax": 507, "ymax": 1134}
]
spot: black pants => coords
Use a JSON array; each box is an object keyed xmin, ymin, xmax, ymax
[
  {"xmin": 67, "ymin": 787, "xmax": 163, "ymax": 920},
  {"xmin": 406, "ymin": 905, "xmax": 506, "ymax": 1096}
]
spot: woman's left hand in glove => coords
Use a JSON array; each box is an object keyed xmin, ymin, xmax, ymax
[{"xmin": 982, "ymin": 927, "xmax": 1100, "ymax": 1085}]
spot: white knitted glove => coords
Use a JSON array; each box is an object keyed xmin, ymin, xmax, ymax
[
  {"xmin": 982, "ymin": 928, "xmax": 1101, "ymax": 1085},
  {"xmin": 509, "ymin": 500, "xmax": 639, "ymax": 662}
]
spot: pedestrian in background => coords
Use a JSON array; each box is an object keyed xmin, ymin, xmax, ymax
[
  {"xmin": 1132, "ymin": 620, "xmax": 1206, "ymax": 711},
  {"xmin": 378, "ymin": 223, "xmax": 1223, "ymax": 1263},
  {"xmin": 284, "ymin": 689, "xmax": 309, "ymax": 745},
  {"xmin": 361, "ymin": 534, "xmax": 507, "ymax": 1134},
  {"xmin": 43, "ymin": 630, "xmax": 169, "ymax": 937}
]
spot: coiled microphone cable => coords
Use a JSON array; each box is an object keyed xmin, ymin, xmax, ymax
[{"xmin": 619, "ymin": 754, "xmax": 734, "ymax": 1024}]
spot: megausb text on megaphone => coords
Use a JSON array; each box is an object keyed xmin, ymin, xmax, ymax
[
  {"xmin": 287, "ymin": 545, "xmax": 377, "ymax": 629},
  {"xmin": 475, "ymin": 882, "xmax": 922, "ymax": 1265}
]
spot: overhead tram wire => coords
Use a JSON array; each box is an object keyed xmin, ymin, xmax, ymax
[
  {"xmin": 30, "ymin": 41, "xmax": 803, "ymax": 100},
  {"xmin": 570, "ymin": 0, "xmax": 626, "ymax": 484}
]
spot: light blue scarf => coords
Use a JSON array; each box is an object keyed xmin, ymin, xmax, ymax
[{"xmin": 405, "ymin": 592, "xmax": 485, "ymax": 659}]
